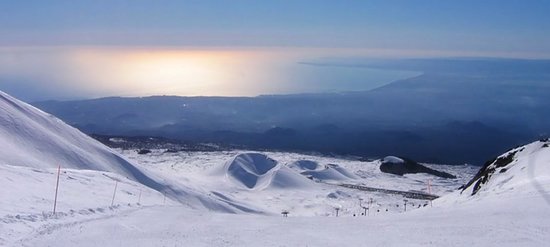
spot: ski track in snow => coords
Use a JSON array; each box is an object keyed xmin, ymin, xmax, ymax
[
  {"xmin": 15, "ymin": 205, "xmax": 148, "ymax": 246},
  {"xmin": 13, "ymin": 204, "xmax": 550, "ymax": 247},
  {"xmin": 2, "ymin": 203, "xmax": 141, "ymax": 246}
]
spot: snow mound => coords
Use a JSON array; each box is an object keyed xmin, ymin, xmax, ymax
[
  {"xmin": 221, "ymin": 153, "xmax": 314, "ymax": 190},
  {"xmin": 287, "ymin": 160, "xmax": 322, "ymax": 171},
  {"xmin": 459, "ymin": 139, "xmax": 550, "ymax": 198},
  {"xmin": 287, "ymin": 160, "xmax": 358, "ymax": 182},
  {"xmin": 270, "ymin": 166, "xmax": 316, "ymax": 189},
  {"xmin": 328, "ymin": 164, "xmax": 359, "ymax": 179},
  {"xmin": 225, "ymin": 153, "xmax": 277, "ymax": 189}
]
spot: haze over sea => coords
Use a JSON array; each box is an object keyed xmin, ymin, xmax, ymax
[{"xmin": 0, "ymin": 47, "xmax": 419, "ymax": 101}]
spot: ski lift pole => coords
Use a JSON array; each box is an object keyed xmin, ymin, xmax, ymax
[{"xmin": 368, "ymin": 198, "xmax": 374, "ymax": 216}]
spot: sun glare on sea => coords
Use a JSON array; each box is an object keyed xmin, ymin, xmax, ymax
[
  {"xmin": 118, "ymin": 51, "xmax": 232, "ymax": 93},
  {"xmin": 0, "ymin": 46, "xmax": 418, "ymax": 99},
  {"xmin": 67, "ymin": 48, "xmax": 267, "ymax": 97}
]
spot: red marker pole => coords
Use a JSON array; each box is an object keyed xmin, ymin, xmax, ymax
[{"xmin": 53, "ymin": 165, "xmax": 61, "ymax": 214}]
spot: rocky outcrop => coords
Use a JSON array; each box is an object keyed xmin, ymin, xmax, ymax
[{"xmin": 380, "ymin": 156, "xmax": 456, "ymax": 179}]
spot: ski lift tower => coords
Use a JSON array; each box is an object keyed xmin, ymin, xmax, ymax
[{"xmin": 281, "ymin": 210, "xmax": 289, "ymax": 217}]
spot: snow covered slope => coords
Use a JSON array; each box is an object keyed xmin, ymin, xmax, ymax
[
  {"xmin": 435, "ymin": 139, "xmax": 550, "ymax": 215},
  {"xmin": 5, "ymin": 141, "xmax": 547, "ymax": 246},
  {"xmin": 5, "ymin": 146, "xmax": 547, "ymax": 247},
  {"xmin": 0, "ymin": 164, "xmax": 170, "ymax": 216},
  {"xmin": 0, "ymin": 91, "xmax": 175, "ymax": 202},
  {"xmin": 0, "ymin": 91, "xmax": 256, "ymax": 214},
  {"xmin": 0, "ymin": 91, "xmax": 144, "ymax": 179}
]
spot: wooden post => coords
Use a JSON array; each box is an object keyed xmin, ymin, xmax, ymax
[
  {"xmin": 53, "ymin": 165, "xmax": 61, "ymax": 214},
  {"xmin": 111, "ymin": 181, "xmax": 118, "ymax": 206}
]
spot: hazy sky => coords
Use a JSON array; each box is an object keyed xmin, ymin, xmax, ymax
[
  {"xmin": 1, "ymin": 0, "xmax": 549, "ymax": 101},
  {"xmin": 2, "ymin": 0, "xmax": 550, "ymax": 52}
]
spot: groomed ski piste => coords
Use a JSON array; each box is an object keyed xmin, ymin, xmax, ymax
[{"xmin": 1, "ymin": 90, "xmax": 549, "ymax": 246}]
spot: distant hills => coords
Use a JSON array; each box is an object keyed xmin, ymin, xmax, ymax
[{"xmin": 32, "ymin": 58, "xmax": 550, "ymax": 165}]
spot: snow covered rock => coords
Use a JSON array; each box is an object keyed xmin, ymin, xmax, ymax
[
  {"xmin": 379, "ymin": 156, "xmax": 456, "ymax": 178},
  {"xmin": 381, "ymin": 156, "xmax": 404, "ymax": 164}
]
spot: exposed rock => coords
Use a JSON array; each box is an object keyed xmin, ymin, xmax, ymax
[
  {"xmin": 460, "ymin": 149, "xmax": 521, "ymax": 195},
  {"xmin": 137, "ymin": 149, "xmax": 152, "ymax": 155}
]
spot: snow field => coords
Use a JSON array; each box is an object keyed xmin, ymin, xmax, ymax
[{"xmin": 1, "ymin": 89, "xmax": 549, "ymax": 246}]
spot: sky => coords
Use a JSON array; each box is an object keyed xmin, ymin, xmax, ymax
[{"xmin": 1, "ymin": 0, "xmax": 549, "ymax": 101}]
